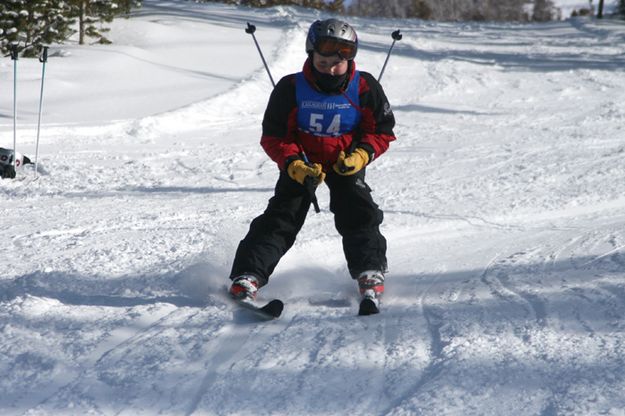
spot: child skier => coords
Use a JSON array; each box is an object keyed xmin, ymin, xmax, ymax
[{"xmin": 229, "ymin": 19, "xmax": 396, "ymax": 315}]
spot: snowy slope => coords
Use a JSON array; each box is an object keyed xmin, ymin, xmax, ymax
[{"xmin": 2, "ymin": 1, "xmax": 625, "ymax": 415}]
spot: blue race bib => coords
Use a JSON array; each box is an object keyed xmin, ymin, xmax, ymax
[{"xmin": 295, "ymin": 71, "xmax": 361, "ymax": 137}]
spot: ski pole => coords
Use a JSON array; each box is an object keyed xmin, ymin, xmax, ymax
[
  {"xmin": 300, "ymin": 151, "xmax": 321, "ymax": 214},
  {"xmin": 245, "ymin": 23, "xmax": 320, "ymax": 214},
  {"xmin": 34, "ymin": 46, "xmax": 49, "ymax": 179},
  {"xmin": 338, "ymin": 31, "xmax": 402, "ymax": 173},
  {"xmin": 378, "ymin": 30, "xmax": 402, "ymax": 83},
  {"xmin": 11, "ymin": 45, "xmax": 18, "ymax": 171},
  {"xmin": 245, "ymin": 22, "xmax": 276, "ymax": 87}
]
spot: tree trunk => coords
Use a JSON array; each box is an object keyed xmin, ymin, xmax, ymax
[
  {"xmin": 597, "ymin": 0, "xmax": 605, "ymax": 18},
  {"xmin": 79, "ymin": 0, "xmax": 85, "ymax": 45}
]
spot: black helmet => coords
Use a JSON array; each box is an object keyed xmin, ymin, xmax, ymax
[{"xmin": 305, "ymin": 19, "xmax": 358, "ymax": 60}]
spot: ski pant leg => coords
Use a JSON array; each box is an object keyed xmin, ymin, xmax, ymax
[
  {"xmin": 229, "ymin": 171, "xmax": 312, "ymax": 285},
  {"xmin": 325, "ymin": 169, "xmax": 388, "ymax": 279}
]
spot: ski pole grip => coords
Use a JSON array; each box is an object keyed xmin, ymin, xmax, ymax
[
  {"xmin": 299, "ymin": 151, "xmax": 321, "ymax": 213},
  {"xmin": 40, "ymin": 46, "xmax": 49, "ymax": 63},
  {"xmin": 10, "ymin": 44, "xmax": 19, "ymax": 60},
  {"xmin": 378, "ymin": 29, "xmax": 403, "ymax": 82},
  {"xmin": 244, "ymin": 22, "xmax": 276, "ymax": 87}
]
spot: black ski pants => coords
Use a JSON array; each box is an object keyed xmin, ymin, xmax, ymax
[{"xmin": 230, "ymin": 168, "xmax": 387, "ymax": 285}]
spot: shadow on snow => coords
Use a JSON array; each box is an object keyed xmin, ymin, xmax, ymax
[{"xmin": 2, "ymin": 251, "xmax": 625, "ymax": 413}]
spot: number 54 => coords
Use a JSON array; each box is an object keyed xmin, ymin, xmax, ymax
[{"xmin": 309, "ymin": 113, "xmax": 341, "ymax": 135}]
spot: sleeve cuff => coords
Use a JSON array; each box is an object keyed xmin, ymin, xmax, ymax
[
  {"xmin": 356, "ymin": 144, "xmax": 376, "ymax": 164},
  {"xmin": 284, "ymin": 154, "xmax": 301, "ymax": 171}
]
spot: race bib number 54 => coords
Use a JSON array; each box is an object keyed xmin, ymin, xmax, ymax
[{"xmin": 308, "ymin": 113, "xmax": 342, "ymax": 136}]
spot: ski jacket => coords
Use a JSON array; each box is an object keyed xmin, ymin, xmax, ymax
[{"xmin": 260, "ymin": 59, "xmax": 396, "ymax": 171}]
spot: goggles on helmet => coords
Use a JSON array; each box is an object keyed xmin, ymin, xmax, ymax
[{"xmin": 314, "ymin": 37, "xmax": 357, "ymax": 60}]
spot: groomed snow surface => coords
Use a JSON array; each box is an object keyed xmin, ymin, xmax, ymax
[{"xmin": 2, "ymin": 1, "xmax": 625, "ymax": 415}]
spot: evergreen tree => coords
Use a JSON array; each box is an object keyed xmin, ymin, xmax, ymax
[
  {"xmin": 533, "ymin": 0, "xmax": 556, "ymax": 21},
  {"xmin": 618, "ymin": 0, "xmax": 625, "ymax": 18},
  {"xmin": 349, "ymin": 0, "xmax": 528, "ymax": 21},
  {"xmin": 349, "ymin": 0, "xmax": 388, "ymax": 17},
  {"xmin": 69, "ymin": 0, "xmax": 118, "ymax": 45},
  {"xmin": 0, "ymin": 0, "xmax": 140, "ymax": 56},
  {"xmin": 0, "ymin": 0, "xmax": 74, "ymax": 57},
  {"xmin": 117, "ymin": 0, "xmax": 141, "ymax": 16},
  {"xmin": 408, "ymin": 0, "xmax": 433, "ymax": 19},
  {"xmin": 66, "ymin": 1, "xmax": 141, "ymax": 45},
  {"xmin": 326, "ymin": 0, "xmax": 345, "ymax": 14}
]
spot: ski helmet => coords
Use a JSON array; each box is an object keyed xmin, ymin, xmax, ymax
[{"xmin": 306, "ymin": 19, "xmax": 358, "ymax": 60}]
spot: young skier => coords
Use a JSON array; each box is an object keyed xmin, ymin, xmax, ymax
[{"xmin": 229, "ymin": 19, "xmax": 396, "ymax": 315}]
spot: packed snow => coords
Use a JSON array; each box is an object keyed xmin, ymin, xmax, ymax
[{"xmin": 2, "ymin": 1, "xmax": 625, "ymax": 414}]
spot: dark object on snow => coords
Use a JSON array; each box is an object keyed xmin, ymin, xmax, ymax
[
  {"xmin": 1, "ymin": 164, "xmax": 16, "ymax": 179},
  {"xmin": 233, "ymin": 296, "xmax": 284, "ymax": 320},
  {"xmin": 0, "ymin": 147, "xmax": 32, "ymax": 179}
]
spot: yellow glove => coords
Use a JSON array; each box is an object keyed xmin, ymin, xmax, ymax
[
  {"xmin": 333, "ymin": 148, "xmax": 369, "ymax": 176},
  {"xmin": 287, "ymin": 159, "xmax": 326, "ymax": 186}
]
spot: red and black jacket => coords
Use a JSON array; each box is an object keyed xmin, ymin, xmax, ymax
[{"xmin": 260, "ymin": 58, "xmax": 396, "ymax": 171}]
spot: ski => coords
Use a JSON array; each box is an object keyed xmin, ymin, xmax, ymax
[
  {"xmin": 234, "ymin": 297, "xmax": 284, "ymax": 320},
  {"xmin": 358, "ymin": 297, "xmax": 380, "ymax": 316}
]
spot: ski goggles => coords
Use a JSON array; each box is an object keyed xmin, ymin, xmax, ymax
[{"xmin": 314, "ymin": 37, "xmax": 357, "ymax": 60}]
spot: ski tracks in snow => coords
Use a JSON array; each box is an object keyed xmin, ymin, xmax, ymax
[
  {"xmin": 473, "ymin": 229, "xmax": 625, "ymax": 415},
  {"xmin": 371, "ymin": 224, "xmax": 625, "ymax": 415},
  {"xmin": 375, "ymin": 270, "xmax": 451, "ymax": 416},
  {"xmin": 19, "ymin": 302, "xmax": 229, "ymax": 415},
  {"xmin": 185, "ymin": 312, "xmax": 290, "ymax": 415}
]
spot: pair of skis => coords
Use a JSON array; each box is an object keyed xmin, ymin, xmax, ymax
[{"xmin": 233, "ymin": 295, "xmax": 379, "ymax": 320}]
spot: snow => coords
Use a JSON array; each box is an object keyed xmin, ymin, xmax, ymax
[{"xmin": 2, "ymin": 0, "xmax": 625, "ymax": 414}]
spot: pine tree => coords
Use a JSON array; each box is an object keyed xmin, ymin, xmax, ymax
[
  {"xmin": 0, "ymin": 0, "xmax": 140, "ymax": 56},
  {"xmin": 66, "ymin": 1, "xmax": 141, "ymax": 45},
  {"xmin": 0, "ymin": 0, "xmax": 74, "ymax": 57},
  {"xmin": 326, "ymin": 0, "xmax": 345, "ymax": 14},
  {"xmin": 408, "ymin": 0, "xmax": 432, "ymax": 19},
  {"xmin": 349, "ymin": 0, "xmax": 528, "ymax": 21},
  {"xmin": 68, "ymin": 0, "xmax": 118, "ymax": 45},
  {"xmin": 117, "ymin": 0, "xmax": 140, "ymax": 16},
  {"xmin": 303, "ymin": 0, "xmax": 325, "ymax": 8},
  {"xmin": 533, "ymin": 0, "xmax": 556, "ymax": 21},
  {"xmin": 239, "ymin": 0, "xmax": 274, "ymax": 7},
  {"xmin": 349, "ymin": 0, "xmax": 388, "ymax": 17},
  {"xmin": 618, "ymin": 0, "xmax": 625, "ymax": 18}
]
